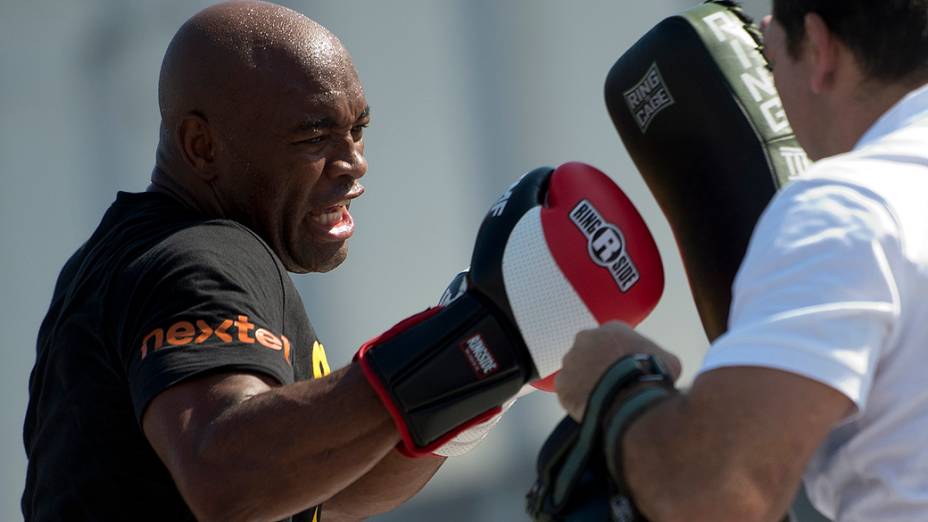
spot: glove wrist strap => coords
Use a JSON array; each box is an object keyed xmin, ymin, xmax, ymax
[{"xmin": 356, "ymin": 293, "xmax": 528, "ymax": 456}]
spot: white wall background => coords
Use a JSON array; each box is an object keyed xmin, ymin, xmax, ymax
[{"xmin": 1, "ymin": 1, "xmax": 785, "ymax": 521}]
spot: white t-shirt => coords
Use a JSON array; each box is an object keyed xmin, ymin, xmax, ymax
[{"xmin": 698, "ymin": 84, "xmax": 928, "ymax": 521}]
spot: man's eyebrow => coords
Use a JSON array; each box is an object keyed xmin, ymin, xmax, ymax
[{"xmin": 291, "ymin": 106, "xmax": 371, "ymax": 134}]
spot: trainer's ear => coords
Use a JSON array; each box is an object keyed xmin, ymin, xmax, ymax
[
  {"xmin": 804, "ymin": 12, "xmax": 839, "ymax": 95},
  {"xmin": 176, "ymin": 112, "xmax": 217, "ymax": 180}
]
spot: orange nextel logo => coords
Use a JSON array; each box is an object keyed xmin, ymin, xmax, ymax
[{"xmin": 140, "ymin": 315, "xmax": 292, "ymax": 364}]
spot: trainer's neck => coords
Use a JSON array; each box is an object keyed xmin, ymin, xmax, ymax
[{"xmin": 827, "ymin": 80, "xmax": 921, "ymax": 158}]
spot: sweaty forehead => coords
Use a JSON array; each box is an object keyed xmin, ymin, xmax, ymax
[
  {"xmin": 254, "ymin": 38, "xmax": 361, "ymax": 97},
  {"xmin": 255, "ymin": 45, "xmax": 366, "ymax": 131}
]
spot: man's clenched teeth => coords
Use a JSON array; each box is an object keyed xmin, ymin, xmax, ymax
[{"xmin": 311, "ymin": 203, "xmax": 348, "ymax": 226}]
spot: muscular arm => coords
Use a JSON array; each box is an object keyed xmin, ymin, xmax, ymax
[
  {"xmin": 323, "ymin": 449, "xmax": 444, "ymax": 521},
  {"xmin": 619, "ymin": 367, "xmax": 853, "ymax": 522},
  {"xmin": 143, "ymin": 364, "xmax": 438, "ymax": 522},
  {"xmin": 558, "ymin": 323, "xmax": 856, "ymax": 522}
]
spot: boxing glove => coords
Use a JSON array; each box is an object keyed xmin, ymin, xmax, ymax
[{"xmin": 356, "ymin": 162, "xmax": 663, "ymax": 456}]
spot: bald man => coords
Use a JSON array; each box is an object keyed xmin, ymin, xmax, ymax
[{"xmin": 23, "ymin": 2, "xmax": 444, "ymax": 521}]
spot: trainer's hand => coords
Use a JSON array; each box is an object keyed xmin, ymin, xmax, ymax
[{"xmin": 556, "ymin": 322, "xmax": 682, "ymax": 422}]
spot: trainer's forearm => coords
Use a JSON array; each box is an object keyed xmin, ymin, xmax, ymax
[
  {"xmin": 180, "ymin": 365, "xmax": 400, "ymax": 521},
  {"xmin": 323, "ymin": 449, "xmax": 445, "ymax": 521},
  {"xmin": 619, "ymin": 396, "xmax": 760, "ymax": 521},
  {"xmin": 618, "ymin": 395, "xmax": 794, "ymax": 522}
]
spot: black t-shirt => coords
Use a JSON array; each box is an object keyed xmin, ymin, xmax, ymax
[{"xmin": 23, "ymin": 191, "xmax": 330, "ymax": 521}]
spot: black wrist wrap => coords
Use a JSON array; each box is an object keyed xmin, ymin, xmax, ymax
[
  {"xmin": 357, "ymin": 293, "xmax": 529, "ymax": 455},
  {"xmin": 526, "ymin": 355, "xmax": 675, "ymax": 522}
]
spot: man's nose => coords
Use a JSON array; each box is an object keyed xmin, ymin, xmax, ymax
[{"xmin": 327, "ymin": 135, "xmax": 367, "ymax": 180}]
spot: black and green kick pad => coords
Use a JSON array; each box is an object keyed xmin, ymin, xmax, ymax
[{"xmin": 605, "ymin": 0, "xmax": 811, "ymax": 341}]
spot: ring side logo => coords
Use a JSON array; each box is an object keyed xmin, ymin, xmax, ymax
[
  {"xmin": 460, "ymin": 333, "xmax": 499, "ymax": 379},
  {"xmin": 624, "ymin": 63, "xmax": 674, "ymax": 133},
  {"xmin": 570, "ymin": 200, "xmax": 640, "ymax": 292}
]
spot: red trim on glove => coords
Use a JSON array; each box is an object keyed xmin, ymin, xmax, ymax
[
  {"xmin": 355, "ymin": 306, "xmax": 504, "ymax": 457},
  {"xmin": 531, "ymin": 370, "xmax": 560, "ymax": 392},
  {"xmin": 356, "ymin": 307, "xmax": 445, "ymax": 352}
]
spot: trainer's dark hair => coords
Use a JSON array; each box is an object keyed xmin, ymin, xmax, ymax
[{"xmin": 772, "ymin": 0, "xmax": 928, "ymax": 83}]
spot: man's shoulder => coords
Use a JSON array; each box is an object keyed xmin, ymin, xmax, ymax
[
  {"xmin": 780, "ymin": 133, "xmax": 928, "ymax": 246},
  {"xmin": 109, "ymin": 193, "xmax": 278, "ymax": 269},
  {"xmin": 131, "ymin": 218, "xmax": 285, "ymax": 290},
  {"xmin": 104, "ymin": 194, "xmax": 288, "ymax": 291},
  {"xmin": 803, "ymin": 118, "xmax": 928, "ymax": 185},
  {"xmin": 776, "ymin": 147, "xmax": 909, "ymax": 220},
  {"xmin": 751, "ymin": 164, "xmax": 902, "ymax": 260},
  {"xmin": 152, "ymin": 218, "xmax": 273, "ymax": 259}
]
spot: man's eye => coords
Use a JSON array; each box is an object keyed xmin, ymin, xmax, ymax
[
  {"xmin": 351, "ymin": 123, "xmax": 369, "ymax": 139},
  {"xmin": 296, "ymin": 135, "xmax": 326, "ymax": 146}
]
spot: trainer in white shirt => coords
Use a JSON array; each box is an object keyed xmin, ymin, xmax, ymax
[
  {"xmin": 553, "ymin": 6, "xmax": 928, "ymax": 522},
  {"xmin": 702, "ymin": 81, "xmax": 928, "ymax": 522}
]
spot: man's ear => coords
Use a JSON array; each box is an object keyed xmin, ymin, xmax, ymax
[
  {"xmin": 176, "ymin": 112, "xmax": 217, "ymax": 181},
  {"xmin": 804, "ymin": 12, "xmax": 839, "ymax": 95}
]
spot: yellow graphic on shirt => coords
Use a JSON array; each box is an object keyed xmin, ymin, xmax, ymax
[{"xmin": 312, "ymin": 341, "xmax": 331, "ymax": 379}]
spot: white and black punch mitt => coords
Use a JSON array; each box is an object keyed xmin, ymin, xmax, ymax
[{"xmin": 605, "ymin": 0, "xmax": 811, "ymax": 341}]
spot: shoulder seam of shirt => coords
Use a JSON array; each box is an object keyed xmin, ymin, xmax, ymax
[
  {"xmin": 129, "ymin": 218, "xmax": 291, "ymax": 326},
  {"xmin": 790, "ymin": 164, "xmax": 908, "ymax": 257},
  {"xmin": 214, "ymin": 220, "xmax": 289, "ymax": 331},
  {"xmin": 747, "ymin": 174, "xmax": 906, "ymax": 365}
]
